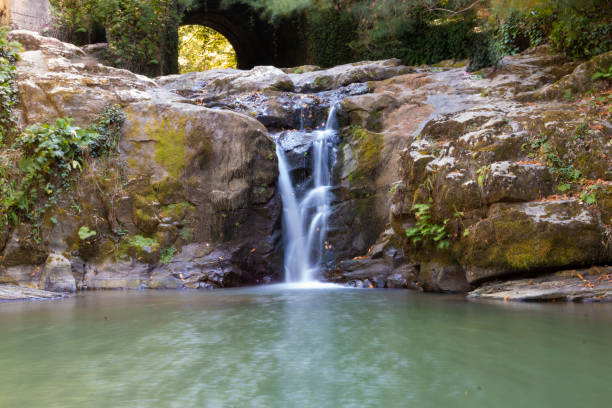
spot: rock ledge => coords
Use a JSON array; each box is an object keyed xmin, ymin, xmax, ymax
[{"xmin": 0, "ymin": 284, "xmax": 67, "ymax": 301}]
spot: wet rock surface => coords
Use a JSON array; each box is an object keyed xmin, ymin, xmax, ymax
[
  {"xmin": 0, "ymin": 284, "xmax": 66, "ymax": 301},
  {"xmin": 468, "ymin": 266, "xmax": 612, "ymax": 302}
]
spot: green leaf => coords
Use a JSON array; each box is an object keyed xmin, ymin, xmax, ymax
[
  {"xmin": 586, "ymin": 193, "xmax": 596, "ymax": 205},
  {"xmin": 78, "ymin": 226, "xmax": 97, "ymax": 240},
  {"xmin": 557, "ymin": 183, "xmax": 571, "ymax": 192}
]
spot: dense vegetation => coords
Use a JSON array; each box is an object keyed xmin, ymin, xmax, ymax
[
  {"xmin": 49, "ymin": 0, "xmax": 194, "ymax": 75},
  {"xmin": 0, "ymin": 26, "xmax": 20, "ymax": 145},
  {"xmin": 493, "ymin": 0, "xmax": 612, "ymax": 60},
  {"xmin": 227, "ymin": 0, "xmax": 612, "ymax": 69},
  {"xmin": 47, "ymin": 0, "xmax": 612, "ymax": 75}
]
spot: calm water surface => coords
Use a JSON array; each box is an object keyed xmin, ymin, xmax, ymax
[{"xmin": 1, "ymin": 285, "xmax": 612, "ymax": 407}]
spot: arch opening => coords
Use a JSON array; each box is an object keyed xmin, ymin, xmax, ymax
[
  {"xmin": 181, "ymin": 1, "xmax": 306, "ymax": 70},
  {"xmin": 178, "ymin": 24, "xmax": 238, "ymax": 73}
]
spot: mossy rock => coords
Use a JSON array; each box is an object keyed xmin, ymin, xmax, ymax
[
  {"xmin": 0, "ymin": 226, "xmax": 48, "ymax": 267},
  {"xmin": 132, "ymin": 202, "xmax": 160, "ymax": 234},
  {"xmin": 160, "ymin": 202, "xmax": 194, "ymax": 224},
  {"xmin": 152, "ymin": 178, "xmax": 186, "ymax": 206},
  {"xmin": 345, "ymin": 126, "xmax": 383, "ymax": 186},
  {"xmin": 462, "ymin": 200, "xmax": 603, "ymax": 283},
  {"xmin": 120, "ymin": 235, "xmax": 160, "ymax": 264}
]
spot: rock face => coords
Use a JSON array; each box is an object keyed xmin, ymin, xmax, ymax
[
  {"xmin": 1, "ymin": 30, "xmax": 281, "ymax": 291},
  {"xmin": 2, "ymin": 30, "xmax": 612, "ymax": 298},
  {"xmin": 322, "ymin": 46, "xmax": 612, "ymax": 298}
]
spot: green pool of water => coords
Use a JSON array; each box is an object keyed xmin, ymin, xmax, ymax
[{"xmin": 1, "ymin": 285, "xmax": 611, "ymax": 407}]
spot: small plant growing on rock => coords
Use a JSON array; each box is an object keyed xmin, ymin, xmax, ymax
[
  {"xmin": 592, "ymin": 65, "xmax": 612, "ymax": 81},
  {"xmin": 160, "ymin": 247, "xmax": 176, "ymax": 265},
  {"xmin": 78, "ymin": 226, "xmax": 97, "ymax": 240},
  {"xmin": 476, "ymin": 165, "xmax": 490, "ymax": 187},
  {"xmin": 579, "ymin": 184, "xmax": 601, "ymax": 205},
  {"xmin": 406, "ymin": 202, "xmax": 450, "ymax": 250}
]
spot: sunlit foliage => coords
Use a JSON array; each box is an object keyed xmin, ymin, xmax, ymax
[
  {"xmin": 178, "ymin": 25, "xmax": 237, "ymax": 73},
  {"xmin": 50, "ymin": 0, "xmax": 194, "ymax": 75}
]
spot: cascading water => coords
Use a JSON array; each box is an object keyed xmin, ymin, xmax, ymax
[{"xmin": 276, "ymin": 105, "xmax": 339, "ymax": 282}]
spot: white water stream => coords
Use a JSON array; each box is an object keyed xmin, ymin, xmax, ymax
[{"xmin": 276, "ymin": 106, "xmax": 338, "ymax": 282}]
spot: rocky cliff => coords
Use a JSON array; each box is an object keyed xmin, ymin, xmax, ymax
[{"xmin": 1, "ymin": 30, "xmax": 611, "ymax": 301}]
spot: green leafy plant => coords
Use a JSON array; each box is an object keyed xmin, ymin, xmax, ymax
[
  {"xmin": 0, "ymin": 118, "xmax": 98, "ymax": 229},
  {"xmin": 579, "ymin": 184, "xmax": 602, "ymax": 205},
  {"xmin": 405, "ymin": 202, "xmax": 450, "ymax": 250},
  {"xmin": 523, "ymin": 132, "xmax": 582, "ymax": 189},
  {"xmin": 476, "ymin": 165, "xmax": 490, "ymax": 187},
  {"xmin": 557, "ymin": 183, "xmax": 572, "ymax": 192},
  {"xmin": 592, "ymin": 65, "xmax": 612, "ymax": 81},
  {"xmin": 78, "ymin": 226, "xmax": 97, "ymax": 240},
  {"xmin": 160, "ymin": 247, "xmax": 176, "ymax": 264},
  {"xmin": 0, "ymin": 104, "xmax": 122, "ymax": 237},
  {"xmin": 0, "ymin": 26, "xmax": 22, "ymax": 146},
  {"xmin": 88, "ymin": 104, "xmax": 126, "ymax": 157}
]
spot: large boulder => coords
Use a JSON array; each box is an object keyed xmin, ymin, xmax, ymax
[
  {"xmin": 3, "ymin": 30, "xmax": 284, "ymax": 290},
  {"xmin": 290, "ymin": 59, "xmax": 412, "ymax": 92},
  {"xmin": 11, "ymin": 30, "xmax": 155, "ymax": 127},
  {"xmin": 158, "ymin": 65, "xmax": 293, "ymax": 98},
  {"xmin": 462, "ymin": 200, "xmax": 604, "ymax": 283},
  {"xmin": 418, "ymin": 262, "xmax": 471, "ymax": 293},
  {"xmin": 119, "ymin": 100, "xmax": 281, "ymax": 274},
  {"xmin": 40, "ymin": 254, "xmax": 76, "ymax": 292}
]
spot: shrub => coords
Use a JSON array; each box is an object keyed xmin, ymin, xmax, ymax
[
  {"xmin": 88, "ymin": 104, "xmax": 126, "ymax": 157},
  {"xmin": 549, "ymin": 9, "xmax": 612, "ymax": 60},
  {"xmin": 498, "ymin": 10, "xmax": 551, "ymax": 55},
  {"xmin": 0, "ymin": 26, "xmax": 21, "ymax": 146},
  {"xmin": 50, "ymin": 0, "xmax": 194, "ymax": 76}
]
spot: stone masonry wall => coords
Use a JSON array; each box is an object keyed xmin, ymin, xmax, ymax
[{"xmin": 6, "ymin": 0, "xmax": 51, "ymax": 32}]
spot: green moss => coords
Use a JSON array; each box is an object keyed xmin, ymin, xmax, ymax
[
  {"xmin": 152, "ymin": 178, "xmax": 185, "ymax": 205},
  {"xmin": 504, "ymin": 238, "xmax": 552, "ymax": 269},
  {"xmin": 115, "ymin": 234, "xmax": 161, "ymax": 263},
  {"xmin": 132, "ymin": 205, "xmax": 159, "ymax": 234},
  {"xmin": 313, "ymin": 76, "xmax": 331, "ymax": 89},
  {"xmin": 179, "ymin": 227, "xmax": 193, "ymax": 243},
  {"xmin": 347, "ymin": 126, "xmax": 383, "ymax": 183},
  {"xmin": 160, "ymin": 201, "xmax": 193, "ymax": 221},
  {"xmin": 145, "ymin": 117, "xmax": 187, "ymax": 178}
]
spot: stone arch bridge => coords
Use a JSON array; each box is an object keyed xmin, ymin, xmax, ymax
[{"xmin": 184, "ymin": 0, "xmax": 306, "ymax": 69}]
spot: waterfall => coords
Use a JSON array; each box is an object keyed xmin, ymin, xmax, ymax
[{"xmin": 276, "ymin": 105, "xmax": 339, "ymax": 282}]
